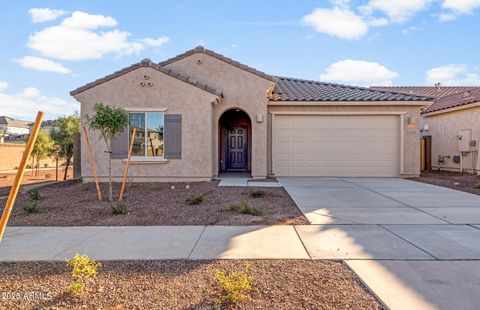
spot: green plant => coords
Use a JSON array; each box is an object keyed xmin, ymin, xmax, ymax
[
  {"xmin": 13, "ymin": 166, "xmax": 18, "ymax": 170},
  {"xmin": 30, "ymin": 131, "xmax": 54, "ymax": 176},
  {"xmin": 250, "ymin": 190, "xmax": 265, "ymax": 198},
  {"xmin": 475, "ymin": 182, "xmax": 480, "ymax": 189},
  {"xmin": 111, "ymin": 201, "xmax": 127, "ymax": 215},
  {"xmin": 23, "ymin": 201, "xmax": 39, "ymax": 214},
  {"xmin": 28, "ymin": 189, "xmax": 40, "ymax": 200},
  {"xmin": 50, "ymin": 115, "xmax": 80, "ymax": 180},
  {"xmin": 230, "ymin": 199, "xmax": 262, "ymax": 216},
  {"xmin": 26, "ymin": 164, "xmax": 31, "ymax": 169},
  {"xmin": 65, "ymin": 254, "xmax": 101, "ymax": 295},
  {"xmin": 214, "ymin": 263, "xmax": 254, "ymax": 305},
  {"xmin": 185, "ymin": 193, "xmax": 207, "ymax": 205},
  {"xmin": 87, "ymin": 103, "xmax": 129, "ymax": 202},
  {"xmin": 44, "ymin": 163, "xmax": 49, "ymax": 168},
  {"xmin": 0, "ymin": 175, "xmax": 7, "ymax": 179}
]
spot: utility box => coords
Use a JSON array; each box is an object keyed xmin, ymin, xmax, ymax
[{"xmin": 458, "ymin": 129, "xmax": 472, "ymax": 152}]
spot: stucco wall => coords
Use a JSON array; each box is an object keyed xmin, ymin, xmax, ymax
[
  {"xmin": 268, "ymin": 103, "xmax": 425, "ymax": 177},
  {"xmin": 163, "ymin": 53, "xmax": 274, "ymax": 178},
  {"xmin": 0, "ymin": 143, "xmax": 65, "ymax": 171},
  {"xmin": 422, "ymin": 107, "xmax": 480, "ymax": 173},
  {"xmin": 74, "ymin": 66, "xmax": 219, "ymax": 182}
]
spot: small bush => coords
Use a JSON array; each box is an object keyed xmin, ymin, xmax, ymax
[
  {"xmin": 250, "ymin": 190, "xmax": 265, "ymax": 198},
  {"xmin": 231, "ymin": 199, "xmax": 262, "ymax": 216},
  {"xmin": 28, "ymin": 189, "xmax": 40, "ymax": 201},
  {"xmin": 26, "ymin": 164, "xmax": 31, "ymax": 169},
  {"xmin": 185, "ymin": 193, "xmax": 207, "ymax": 205},
  {"xmin": 23, "ymin": 201, "xmax": 39, "ymax": 214},
  {"xmin": 65, "ymin": 254, "xmax": 101, "ymax": 296},
  {"xmin": 44, "ymin": 163, "xmax": 49, "ymax": 168},
  {"xmin": 45, "ymin": 174, "xmax": 52, "ymax": 179},
  {"xmin": 475, "ymin": 182, "xmax": 480, "ymax": 189},
  {"xmin": 13, "ymin": 166, "xmax": 18, "ymax": 170},
  {"xmin": 0, "ymin": 175, "xmax": 7, "ymax": 179},
  {"xmin": 111, "ymin": 202, "xmax": 127, "ymax": 215},
  {"xmin": 214, "ymin": 263, "xmax": 254, "ymax": 305}
]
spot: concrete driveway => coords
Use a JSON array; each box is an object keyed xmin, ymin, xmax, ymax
[{"xmin": 278, "ymin": 177, "xmax": 480, "ymax": 310}]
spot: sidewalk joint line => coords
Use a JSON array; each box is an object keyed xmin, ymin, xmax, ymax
[
  {"xmin": 293, "ymin": 225, "xmax": 312, "ymax": 259},
  {"xmin": 188, "ymin": 225, "xmax": 207, "ymax": 259}
]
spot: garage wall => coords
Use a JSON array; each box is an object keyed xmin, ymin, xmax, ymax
[{"xmin": 268, "ymin": 103, "xmax": 424, "ymax": 177}]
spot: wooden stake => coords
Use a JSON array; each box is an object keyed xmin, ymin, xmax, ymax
[
  {"xmin": 0, "ymin": 112, "xmax": 44, "ymax": 242},
  {"xmin": 83, "ymin": 127, "xmax": 102, "ymax": 201},
  {"xmin": 119, "ymin": 127, "xmax": 136, "ymax": 201}
]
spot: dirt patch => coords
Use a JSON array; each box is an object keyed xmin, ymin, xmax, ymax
[
  {"xmin": 9, "ymin": 181, "xmax": 307, "ymax": 226},
  {"xmin": 0, "ymin": 260, "xmax": 383, "ymax": 310},
  {"xmin": 0, "ymin": 169, "xmax": 72, "ymax": 197},
  {"xmin": 410, "ymin": 171, "xmax": 480, "ymax": 195}
]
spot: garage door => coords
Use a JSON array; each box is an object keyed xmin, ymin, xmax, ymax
[{"xmin": 274, "ymin": 115, "xmax": 399, "ymax": 177}]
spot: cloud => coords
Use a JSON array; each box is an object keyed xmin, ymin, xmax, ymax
[
  {"xmin": 139, "ymin": 36, "xmax": 170, "ymax": 47},
  {"xmin": 402, "ymin": 26, "xmax": 418, "ymax": 35},
  {"xmin": 442, "ymin": 0, "xmax": 480, "ymax": 13},
  {"xmin": 27, "ymin": 11, "xmax": 169, "ymax": 61},
  {"xmin": 426, "ymin": 64, "xmax": 480, "ymax": 85},
  {"xmin": 320, "ymin": 59, "xmax": 398, "ymax": 86},
  {"xmin": 15, "ymin": 56, "xmax": 71, "ymax": 74},
  {"xmin": 301, "ymin": 7, "xmax": 368, "ymax": 40},
  {"xmin": 438, "ymin": 13, "xmax": 457, "ymax": 21},
  {"xmin": 28, "ymin": 8, "xmax": 67, "ymax": 23},
  {"xmin": 361, "ymin": 0, "xmax": 434, "ymax": 23},
  {"xmin": 0, "ymin": 85, "xmax": 78, "ymax": 120},
  {"xmin": 0, "ymin": 81, "xmax": 8, "ymax": 91}
]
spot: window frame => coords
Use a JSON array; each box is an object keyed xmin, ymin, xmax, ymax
[{"xmin": 128, "ymin": 111, "xmax": 165, "ymax": 159}]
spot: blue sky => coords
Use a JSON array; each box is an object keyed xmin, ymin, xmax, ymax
[{"xmin": 1, "ymin": 0, "xmax": 480, "ymax": 120}]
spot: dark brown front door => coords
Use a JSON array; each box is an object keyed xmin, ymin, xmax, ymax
[{"xmin": 227, "ymin": 127, "xmax": 247, "ymax": 170}]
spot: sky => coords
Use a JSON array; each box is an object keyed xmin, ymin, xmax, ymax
[{"xmin": 1, "ymin": 0, "xmax": 480, "ymax": 120}]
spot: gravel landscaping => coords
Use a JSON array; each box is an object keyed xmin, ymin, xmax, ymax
[
  {"xmin": 9, "ymin": 181, "xmax": 307, "ymax": 226},
  {"xmin": 411, "ymin": 171, "xmax": 480, "ymax": 195},
  {"xmin": 0, "ymin": 260, "xmax": 383, "ymax": 310}
]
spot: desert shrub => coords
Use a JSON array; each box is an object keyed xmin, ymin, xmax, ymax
[
  {"xmin": 0, "ymin": 175, "xmax": 7, "ymax": 179},
  {"xmin": 475, "ymin": 182, "xmax": 480, "ymax": 189},
  {"xmin": 13, "ymin": 166, "xmax": 18, "ymax": 170},
  {"xmin": 44, "ymin": 163, "xmax": 49, "ymax": 168},
  {"xmin": 185, "ymin": 193, "xmax": 207, "ymax": 205},
  {"xmin": 250, "ymin": 190, "xmax": 265, "ymax": 198},
  {"xmin": 45, "ymin": 174, "xmax": 52, "ymax": 179},
  {"xmin": 28, "ymin": 189, "xmax": 40, "ymax": 200},
  {"xmin": 230, "ymin": 199, "xmax": 262, "ymax": 216},
  {"xmin": 23, "ymin": 201, "xmax": 39, "ymax": 214},
  {"xmin": 214, "ymin": 263, "xmax": 254, "ymax": 305},
  {"xmin": 65, "ymin": 254, "xmax": 101, "ymax": 295},
  {"xmin": 26, "ymin": 164, "xmax": 31, "ymax": 169},
  {"xmin": 111, "ymin": 201, "xmax": 127, "ymax": 215}
]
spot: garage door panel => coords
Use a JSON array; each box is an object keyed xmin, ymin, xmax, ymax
[{"xmin": 274, "ymin": 115, "xmax": 399, "ymax": 177}]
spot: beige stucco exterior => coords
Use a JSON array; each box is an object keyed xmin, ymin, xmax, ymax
[
  {"xmin": 72, "ymin": 51, "xmax": 427, "ymax": 181},
  {"xmin": 422, "ymin": 105, "xmax": 480, "ymax": 173}
]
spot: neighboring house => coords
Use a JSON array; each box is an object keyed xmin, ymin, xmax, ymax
[
  {"xmin": 71, "ymin": 46, "xmax": 431, "ymax": 182},
  {"xmin": 373, "ymin": 86, "xmax": 480, "ymax": 174},
  {"xmin": 0, "ymin": 116, "xmax": 32, "ymax": 141},
  {"xmin": 41, "ymin": 119, "xmax": 59, "ymax": 132}
]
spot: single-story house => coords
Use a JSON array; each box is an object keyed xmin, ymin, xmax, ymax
[
  {"xmin": 0, "ymin": 116, "xmax": 32, "ymax": 142},
  {"xmin": 373, "ymin": 86, "xmax": 480, "ymax": 174},
  {"xmin": 71, "ymin": 46, "xmax": 431, "ymax": 182}
]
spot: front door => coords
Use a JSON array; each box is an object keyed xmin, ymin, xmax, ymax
[{"xmin": 227, "ymin": 127, "xmax": 247, "ymax": 170}]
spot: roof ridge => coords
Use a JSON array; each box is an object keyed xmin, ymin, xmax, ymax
[
  {"xmin": 70, "ymin": 58, "xmax": 223, "ymax": 97},
  {"xmin": 159, "ymin": 46, "xmax": 276, "ymax": 82}
]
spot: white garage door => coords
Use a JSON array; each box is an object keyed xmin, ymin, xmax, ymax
[{"xmin": 274, "ymin": 115, "xmax": 399, "ymax": 177}]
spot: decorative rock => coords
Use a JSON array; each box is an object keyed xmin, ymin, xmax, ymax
[
  {"xmin": 171, "ymin": 185, "xmax": 175, "ymax": 190},
  {"xmin": 186, "ymin": 185, "xmax": 190, "ymax": 189}
]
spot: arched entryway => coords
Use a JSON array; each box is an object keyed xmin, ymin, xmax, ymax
[{"xmin": 218, "ymin": 108, "xmax": 252, "ymax": 173}]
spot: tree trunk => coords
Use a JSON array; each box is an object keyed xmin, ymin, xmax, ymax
[
  {"xmin": 63, "ymin": 157, "xmax": 71, "ymax": 180},
  {"xmin": 108, "ymin": 154, "xmax": 112, "ymax": 202}
]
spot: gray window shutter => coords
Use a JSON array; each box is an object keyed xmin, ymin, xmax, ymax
[
  {"xmin": 164, "ymin": 114, "xmax": 182, "ymax": 159},
  {"xmin": 111, "ymin": 126, "xmax": 128, "ymax": 159}
]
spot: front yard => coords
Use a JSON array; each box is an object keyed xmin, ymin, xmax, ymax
[
  {"xmin": 411, "ymin": 170, "xmax": 480, "ymax": 195},
  {"xmin": 9, "ymin": 181, "xmax": 307, "ymax": 226},
  {"xmin": 0, "ymin": 169, "xmax": 73, "ymax": 197},
  {"xmin": 0, "ymin": 260, "xmax": 383, "ymax": 310}
]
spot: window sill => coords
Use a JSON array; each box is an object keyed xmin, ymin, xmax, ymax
[{"xmin": 123, "ymin": 158, "xmax": 169, "ymax": 164}]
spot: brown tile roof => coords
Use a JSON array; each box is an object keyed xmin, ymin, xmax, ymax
[
  {"xmin": 371, "ymin": 86, "xmax": 480, "ymax": 113},
  {"xmin": 0, "ymin": 116, "xmax": 32, "ymax": 128},
  {"xmin": 422, "ymin": 88, "xmax": 480, "ymax": 114},
  {"xmin": 159, "ymin": 46, "xmax": 275, "ymax": 82},
  {"xmin": 270, "ymin": 77, "xmax": 432, "ymax": 102},
  {"xmin": 70, "ymin": 58, "xmax": 223, "ymax": 97},
  {"xmin": 371, "ymin": 86, "xmax": 480, "ymax": 99}
]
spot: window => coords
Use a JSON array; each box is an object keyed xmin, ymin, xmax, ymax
[{"xmin": 129, "ymin": 112, "xmax": 164, "ymax": 158}]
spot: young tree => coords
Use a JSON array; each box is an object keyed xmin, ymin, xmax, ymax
[
  {"xmin": 87, "ymin": 103, "xmax": 129, "ymax": 202},
  {"xmin": 30, "ymin": 131, "xmax": 54, "ymax": 176},
  {"xmin": 50, "ymin": 115, "xmax": 80, "ymax": 180}
]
